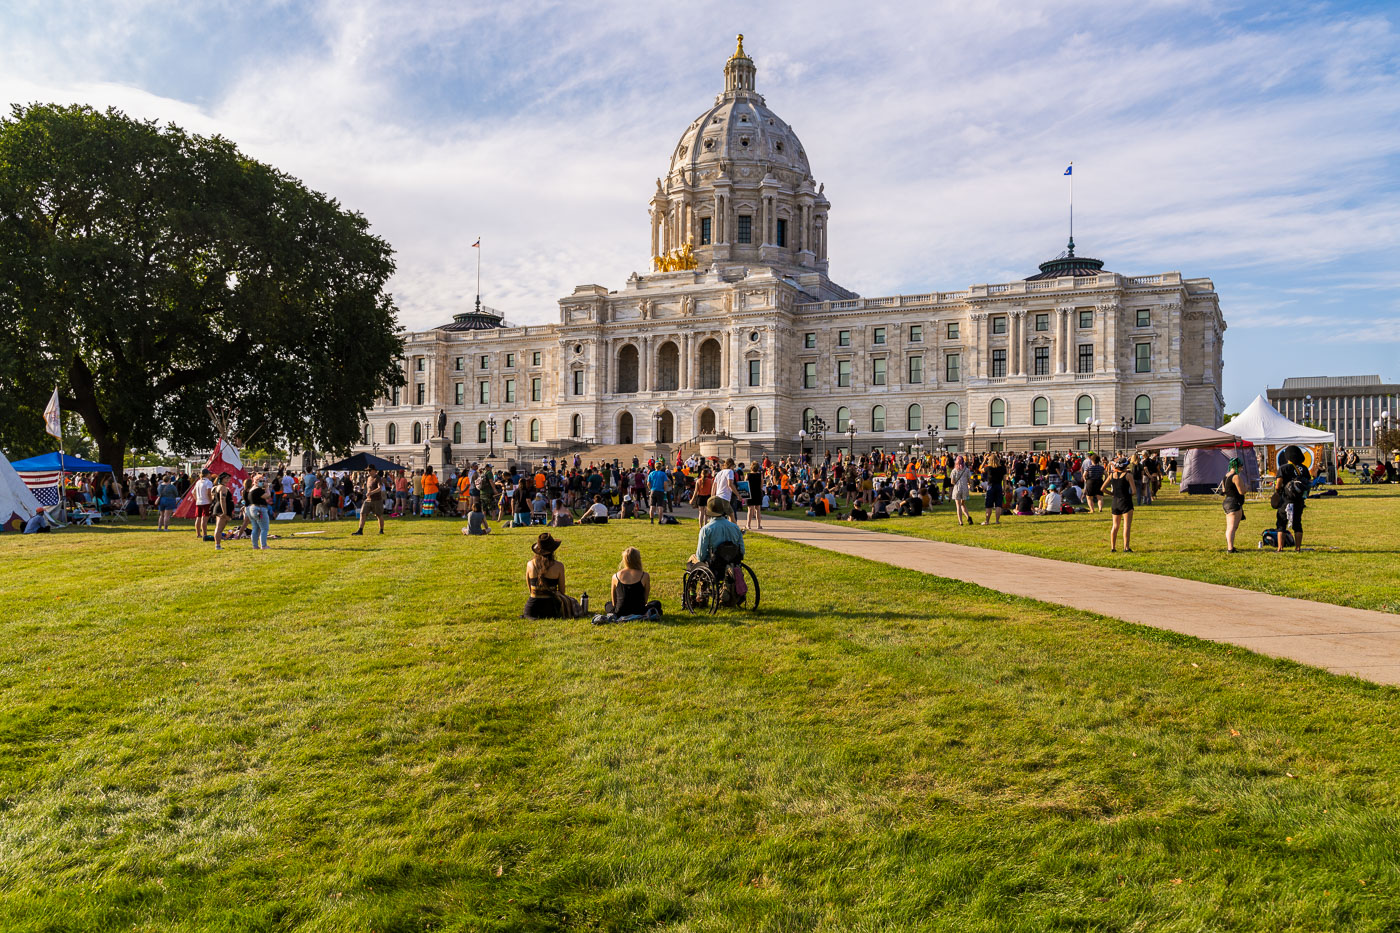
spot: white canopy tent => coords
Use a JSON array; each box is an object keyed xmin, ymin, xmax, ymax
[{"xmin": 1219, "ymin": 395, "xmax": 1335, "ymax": 446}]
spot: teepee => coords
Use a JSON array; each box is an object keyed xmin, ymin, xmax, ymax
[
  {"xmin": 0, "ymin": 448, "xmax": 42, "ymax": 532},
  {"xmin": 174, "ymin": 439, "xmax": 248, "ymax": 519}
]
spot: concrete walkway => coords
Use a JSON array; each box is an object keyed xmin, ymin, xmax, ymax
[{"xmin": 756, "ymin": 516, "xmax": 1400, "ymax": 686}]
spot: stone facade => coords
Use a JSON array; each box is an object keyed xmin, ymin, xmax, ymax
[{"xmin": 360, "ymin": 39, "xmax": 1226, "ymax": 466}]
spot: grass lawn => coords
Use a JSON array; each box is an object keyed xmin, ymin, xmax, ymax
[
  {"xmin": 779, "ymin": 482, "xmax": 1400, "ymax": 614},
  {"xmin": 1, "ymin": 516, "xmax": 1398, "ymax": 931}
]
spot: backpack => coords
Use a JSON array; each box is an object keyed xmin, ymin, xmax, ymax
[{"xmin": 1260, "ymin": 529, "xmax": 1295, "ymax": 548}]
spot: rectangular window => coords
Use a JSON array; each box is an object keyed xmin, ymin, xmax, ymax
[
  {"xmin": 908, "ymin": 356, "xmax": 922, "ymax": 383},
  {"xmin": 992, "ymin": 316, "xmax": 1007, "ymax": 335},
  {"xmin": 873, "ymin": 327, "xmax": 886, "ymax": 345},
  {"xmin": 838, "ymin": 330, "xmax": 850, "ymax": 347},
  {"xmin": 454, "ymin": 383, "xmax": 464, "ymax": 405},
  {"xmin": 505, "ymin": 353, "xmax": 515, "ymax": 368},
  {"xmin": 737, "ymin": 215, "xmax": 752, "ymax": 244},
  {"xmin": 415, "ymin": 358, "xmax": 425, "ymax": 372},
  {"xmin": 480, "ymin": 355, "xmax": 489, "ymax": 370},
  {"xmin": 1135, "ymin": 342, "xmax": 1152, "ymax": 373},
  {"xmin": 391, "ymin": 386, "xmax": 401, "ymax": 405},
  {"xmin": 572, "ymin": 371, "xmax": 583, "ymax": 396},
  {"xmin": 700, "ymin": 216, "xmax": 712, "ymax": 246},
  {"xmin": 1078, "ymin": 344, "xmax": 1094, "ymax": 374},
  {"xmin": 805, "ymin": 332, "xmax": 817, "ymax": 349},
  {"xmin": 1034, "ymin": 346, "xmax": 1049, "ymax": 376},
  {"xmin": 748, "ymin": 359, "xmax": 761, "ymax": 386},
  {"xmin": 415, "ymin": 383, "xmax": 425, "ymax": 405},
  {"xmin": 532, "ymin": 351, "xmax": 542, "ymax": 367},
  {"xmin": 909, "ymin": 324, "xmax": 922, "ymax": 342},
  {"xmin": 1035, "ymin": 313, "xmax": 1049, "ymax": 332},
  {"xmin": 947, "ymin": 322, "xmax": 960, "ymax": 340},
  {"xmin": 803, "ymin": 361, "xmax": 817, "ymax": 388},
  {"xmin": 1079, "ymin": 310, "xmax": 1093, "ymax": 329},
  {"xmin": 1136, "ymin": 309, "xmax": 1150, "ymax": 327},
  {"xmin": 837, "ymin": 360, "xmax": 851, "ymax": 387},
  {"xmin": 531, "ymin": 377, "xmax": 542, "ymax": 401},
  {"xmin": 872, "ymin": 358, "xmax": 887, "ymax": 385},
  {"xmin": 946, "ymin": 353, "xmax": 961, "ymax": 382},
  {"xmin": 775, "ymin": 218, "xmax": 787, "ymax": 247},
  {"xmin": 478, "ymin": 381, "xmax": 489, "ymax": 404},
  {"xmin": 453, "ymin": 357, "xmax": 464, "ymax": 371},
  {"xmin": 1033, "ymin": 440, "xmax": 1048, "ymax": 452},
  {"xmin": 505, "ymin": 378, "xmax": 516, "ymax": 403},
  {"xmin": 991, "ymin": 349, "xmax": 1007, "ymax": 378}
]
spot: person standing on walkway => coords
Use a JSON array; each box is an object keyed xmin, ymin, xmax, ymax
[
  {"xmin": 1221, "ymin": 457, "xmax": 1247, "ymax": 553},
  {"xmin": 712, "ymin": 458, "xmax": 738, "ymax": 518},
  {"xmin": 647, "ymin": 462, "xmax": 668, "ymax": 524},
  {"xmin": 1108, "ymin": 458, "xmax": 1136, "ymax": 553},
  {"xmin": 980, "ymin": 452, "xmax": 1006, "ymax": 525}
]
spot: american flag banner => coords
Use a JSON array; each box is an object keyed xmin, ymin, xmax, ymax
[{"xmin": 18, "ymin": 471, "xmax": 63, "ymax": 507}]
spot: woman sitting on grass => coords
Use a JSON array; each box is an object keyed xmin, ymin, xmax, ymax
[
  {"xmin": 523, "ymin": 533, "xmax": 582, "ymax": 619},
  {"xmin": 593, "ymin": 547, "xmax": 663, "ymax": 624}
]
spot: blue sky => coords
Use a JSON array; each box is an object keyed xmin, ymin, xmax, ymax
[{"xmin": 4, "ymin": 0, "xmax": 1398, "ymax": 412}]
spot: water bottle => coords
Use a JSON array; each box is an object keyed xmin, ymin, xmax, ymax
[{"xmin": 580, "ymin": 591, "xmax": 589, "ymax": 613}]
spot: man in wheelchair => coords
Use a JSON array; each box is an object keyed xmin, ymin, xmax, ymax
[{"xmin": 683, "ymin": 495, "xmax": 745, "ymax": 598}]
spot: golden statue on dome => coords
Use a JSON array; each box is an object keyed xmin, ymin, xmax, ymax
[{"xmin": 652, "ymin": 240, "xmax": 698, "ymax": 272}]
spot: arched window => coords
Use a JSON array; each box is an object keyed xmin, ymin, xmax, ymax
[
  {"xmin": 412, "ymin": 422, "xmax": 423, "ymax": 444},
  {"xmin": 362, "ymin": 424, "xmax": 372, "ymax": 444},
  {"xmin": 656, "ymin": 341, "xmax": 680, "ymax": 391},
  {"xmin": 452, "ymin": 422, "xmax": 462, "ymax": 443},
  {"xmin": 616, "ymin": 344, "xmax": 639, "ymax": 393},
  {"xmin": 571, "ymin": 414, "xmax": 583, "ymax": 437},
  {"xmin": 1135, "ymin": 394, "xmax": 1152, "ymax": 424},
  {"xmin": 1077, "ymin": 395, "xmax": 1094, "ymax": 425},
  {"xmin": 697, "ymin": 338, "xmax": 722, "ymax": 389},
  {"xmin": 503, "ymin": 420, "xmax": 515, "ymax": 443},
  {"xmin": 872, "ymin": 405, "xmax": 886, "ymax": 432},
  {"xmin": 529, "ymin": 418, "xmax": 541, "ymax": 442},
  {"xmin": 989, "ymin": 398, "xmax": 1006, "ymax": 428},
  {"xmin": 746, "ymin": 406, "xmax": 759, "ymax": 432},
  {"xmin": 387, "ymin": 423, "xmax": 397, "ymax": 444},
  {"xmin": 803, "ymin": 408, "xmax": 816, "ymax": 433},
  {"xmin": 945, "ymin": 402, "xmax": 960, "ymax": 430},
  {"xmin": 836, "ymin": 406, "xmax": 851, "ymax": 433},
  {"xmin": 907, "ymin": 404, "xmax": 923, "ymax": 431},
  {"xmin": 1033, "ymin": 397, "xmax": 1049, "ymax": 426},
  {"xmin": 478, "ymin": 421, "xmax": 488, "ymax": 443}
]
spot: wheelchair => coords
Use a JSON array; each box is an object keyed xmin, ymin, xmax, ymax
[{"xmin": 682, "ymin": 541, "xmax": 760, "ymax": 615}]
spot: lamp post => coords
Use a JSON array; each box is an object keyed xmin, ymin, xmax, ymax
[
  {"xmin": 996, "ymin": 427, "xmax": 1003, "ymax": 454},
  {"xmin": 1091, "ymin": 418, "xmax": 1101, "ymax": 452},
  {"xmin": 1085, "ymin": 418, "xmax": 1094, "ymax": 452},
  {"xmin": 798, "ymin": 428, "xmax": 808, "ymax": 457},
  {"xmin": 969, "ymin": 422, "xmax": 977, "ymax": 456},
  {"xmin": 1375, "ymin": 409, "xmax": 1391, "ymax": 456},
  {"xmin": 486, "ymin": 414, "xmax": 497, "ymax": 458},
  {"xmin": 811, "ymin": 416, "xmax": 828, "ymax": 463},
  {"xmin": 1118, "ymin": 415, "xmax": 1132, "ymax": 453},
  {"xmin": 847, "ymin": 421, "xmax": 857, "ymax": 460}
]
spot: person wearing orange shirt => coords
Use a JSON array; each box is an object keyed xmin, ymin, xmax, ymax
[
  {"xmin": 457, "ymin": 472, "xmax": 472, "ymax": 515},
  {"xmin": 421, "ymin": 466, "xmax": 440, "ymax": 516}
]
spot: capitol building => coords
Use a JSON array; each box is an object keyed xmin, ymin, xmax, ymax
[{"xmin": 360, "ymin": 37, "xmax": 1226, "ymax": 465}]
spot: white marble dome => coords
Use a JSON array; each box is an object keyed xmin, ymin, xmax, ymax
[{"xmin": 667, "ymin": 89, "xmax": 812, "ymax": 185}]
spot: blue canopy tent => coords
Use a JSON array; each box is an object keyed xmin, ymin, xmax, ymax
[{"xmin": 11, "ymin": 452, "xmax": 113, "ymax": 472}]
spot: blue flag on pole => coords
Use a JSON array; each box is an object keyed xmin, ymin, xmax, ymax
[{"xmin": 1064, "ymin": 165, "xmax": 1072, "ymax": 175}]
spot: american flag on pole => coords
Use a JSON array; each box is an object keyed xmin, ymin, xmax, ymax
[{"xmin": 19, "ymin": 470, "xmax": 63, "ymax": 507}]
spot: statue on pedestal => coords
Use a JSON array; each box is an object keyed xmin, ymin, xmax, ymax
[{"xmin": 436, "ymin": 408, "xmax": 447, "ymax": 438}]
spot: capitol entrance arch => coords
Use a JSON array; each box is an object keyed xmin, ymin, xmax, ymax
[
  {"xmin": 618, "ymin": 411, "xmax": 634, "ymax": 444},
  {"xmin": 698, "ymin": 408, "xmax": 716, "ymax": 434},
  {"xmin": 657, "ymin": 410, "xmax": 675, "ymax": 444},
  {"xmin": 656, "ymin": 340, "xmax": 680, "ymax": 391}
]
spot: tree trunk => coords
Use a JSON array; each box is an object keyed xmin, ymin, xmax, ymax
[{"xmin": 96, "ymin": 433, "xmax": 128, "ymax": 478}]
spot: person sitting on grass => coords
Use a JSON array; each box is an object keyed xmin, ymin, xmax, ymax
[
  {"xmin": 897, "ymin": 491, "xmax": 923, "ymax": 517},
  {"xmin": 870, "ymin": 494, "xmax": 891, "ymax": 519},
  {"xmin": 460, "ymin": 501, "xmax": 491, "ymax": 536},
  {"xmin": 580, "ymin": 494, "xmax": 610, "ymax": 524},
  {"xmin": 1037, "ymin": 484, "xmax": 1063, "ymax": 516},
  {"xmin": 513, "ymin": 492, "xmax": 532, "ymax": 528},
  {"xmin": 845, "ymin": 501, "xmax": 870, "ymax": 521},
  {"xmin": 550, "ymin": 499, "xmax": 574, "ymax": 527},
  {"xmin": 523, "ymin": 533, "xmax": 583, "ymax": 619},
  {"xmin": 593, "ymin": 547, "xmax": 663, "ymax": 624}
]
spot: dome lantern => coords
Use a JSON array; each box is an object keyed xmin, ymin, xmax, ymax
[{"xmin": 724, "ymin": 34, "xmax": 756, "ymax": 94}]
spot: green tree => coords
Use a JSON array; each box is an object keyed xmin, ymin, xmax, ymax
[{"xmin": 0, "ymin": 103, "xmax": 404, "ymax": 472}]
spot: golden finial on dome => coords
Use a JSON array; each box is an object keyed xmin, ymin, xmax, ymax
[{"xmin": 732, "ymin": 34, "xmax": 746, "ymax": 59}]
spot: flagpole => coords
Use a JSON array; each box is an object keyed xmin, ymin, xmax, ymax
[
  {"xmin": 56, "ymin": 390, "xmax": 68, "ymax": 523},
  {"xmin": 1068, "ymin": 161, "xmax": 1073, "ymax": 249},
  {"xmin": 475, "ymin": 235, "xmax": 481, "ymax": 314}
]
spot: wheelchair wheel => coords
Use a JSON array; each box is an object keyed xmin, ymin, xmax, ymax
[
  {"xmin": 683, "ymin": 567, "xmax": 719, "ymax": 615},
  {"xmin": 734, "ymin": 562, "xmax": 761, "ymax": 611}
]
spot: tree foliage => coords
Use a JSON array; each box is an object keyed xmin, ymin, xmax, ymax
[{"xmin": 0, "ymin": 103, "xmax": 404, "ymax": 472}]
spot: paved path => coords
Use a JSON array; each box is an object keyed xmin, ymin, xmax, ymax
[{"xmin": 756, "ymin": 516, "xmax": 1400, "ymax": 686}]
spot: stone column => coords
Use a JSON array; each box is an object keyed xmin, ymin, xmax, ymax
[
  {"xmin": 720, "ymin": 331, "xmax": 730, "ymax": 388},
  {"xmin": 1055, "ymin": 308, "xmax": 1068, "ymax": 374},
  {"xmin": 681, "ymin": 333, "xmax": 690, "ymax": 389},
  {"xmin": 640, "ymin": 336, "xmax": 650, "ymax": 392}
]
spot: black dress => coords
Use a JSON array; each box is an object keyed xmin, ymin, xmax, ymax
[{"xmin": 1110, "ymin": 476, "xmax": 1134, "ymax": 516}]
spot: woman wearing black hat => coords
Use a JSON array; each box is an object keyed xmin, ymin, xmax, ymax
[
  {"xmin": 1107, "ymin": 458, "xmax": 1136, "ymax": 553},
  {"xmin": 523, "ymin": 532, "xmax": 582, "ymax": 619}
]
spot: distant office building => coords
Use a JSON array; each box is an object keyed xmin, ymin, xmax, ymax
[{"xmin": 1267, "ymin": 376, "xmax": 1399, "ymax": 451}]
